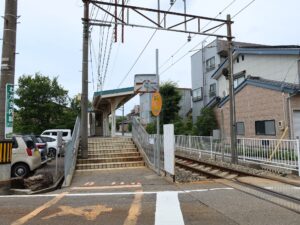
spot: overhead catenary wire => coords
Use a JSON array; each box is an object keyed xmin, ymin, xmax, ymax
[
  {"xmin": 117, "ymin": 0, "xmax": 178, "ymax": 88},
  {"xmin": 159, "ymin": 0, "xmax": 237, "ymax": 70},
  {"xmin": 100, "ymin": 0, "xmax": 130, "ymax": 90},
  {"xmin": 160, "ymin": 0, "xmax": 256, "ymax": 76}
]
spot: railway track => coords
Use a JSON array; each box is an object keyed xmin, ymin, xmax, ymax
[{"xmin": 175, "ymin": 154, "xmax": 300, "ymax": 213}]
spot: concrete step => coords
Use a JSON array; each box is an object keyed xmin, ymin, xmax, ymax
[
  {"xmin": 88, "ymin": 139, "xmax": 133, "ymax": 144},
  {"xmin": 77, "ymin": 156, "xmax": 143, "ymax": 164},
  {"xmin": 76, "ymin": 161, "xmax": 145, "ymax": 170},
  {"xmin": 87, "ymin": 152, "xmax": 141, "ymax": 159},
  {"xmin": 88, "ymin": 149, "xmax": 138, "ymax": 154},
  {"xmin": 88, "ymin": 144, "xmax": 136, "ymax": 149}
]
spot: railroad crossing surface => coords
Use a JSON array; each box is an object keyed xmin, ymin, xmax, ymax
[{"xmin": 1, "ymin": 167, "xmax": 300, "ymax": 225}]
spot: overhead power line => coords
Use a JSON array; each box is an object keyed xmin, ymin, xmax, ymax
[
  {"xmin": 117, "ymin": 0, "xmax": 178, "ymax": 88},
  {"xmin": 160, "ymin": 0, "xmax": 237, "ymax": 70},
  {"xmin": 160, "ymin": 0, "xmax": 256, "ymax": 76}
]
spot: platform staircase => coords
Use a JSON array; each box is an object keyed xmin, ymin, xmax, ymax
[{"xmin": 76, "ymin": 137, "xmax": 145, "ymax": 171}]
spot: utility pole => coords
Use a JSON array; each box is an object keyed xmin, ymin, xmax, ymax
[
  {"xmin": 226, "ymin": 14, "xmax": 238, "ymax": 164},
  {"xmin": 156, "ymin": 49, "xmax": 160, "ymax": 175},
  {"xmin": 81, "ymin": 0, "xmax": 89, "ymax": 159},
  {"xmin": 0, "ymin": 0, "xmax": 18, "ymax": 181},
  {"xmin": 0, "ymin": 0, "xmax": 18, "ymax": 140}
]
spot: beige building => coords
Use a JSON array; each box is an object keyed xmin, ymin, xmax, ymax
[{"xmin": 215, "ymin": 77, "xmax": 300, "ymax": 139}]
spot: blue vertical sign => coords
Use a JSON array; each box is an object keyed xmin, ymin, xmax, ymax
[{"xmin": 5, "ymin": 84, "xmax": 14, "ymax": 139}]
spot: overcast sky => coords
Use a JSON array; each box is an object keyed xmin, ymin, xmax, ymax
[{"xmin": 1, "ymin": 0, "xmax": 300, "ymax": 115}]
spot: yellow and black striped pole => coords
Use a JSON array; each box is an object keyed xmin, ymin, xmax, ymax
[{"xmin": 0, "ymin": 141, "xmax": 12, "ymax": 164}]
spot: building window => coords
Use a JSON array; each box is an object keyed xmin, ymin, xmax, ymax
[
  {"xmin": 241, "ymin": 55, "xmax": 245, "ymax": 61},
  {"xmin": 236, "ymin": 122, "xmax": 245, "ymax": 135},
  {"xmin": 255, "ymin": 120, "xmax": 276, "ymax": 136},
  {"xmin": 234, "ymin": 75, "xmax": 245, "ymax": 88},
  {"xmin": 192, "ymin": 87, "xmax": 203, "ymax": 102},
  {"xmin": 236, "ymin": 57, "xmax": 239, "ymax": 63},
  {"xmin": 209, "ymin": 83, "xmax": 216, "ymax": 97},
  {"xmin": 206, "ymin": 57, "xmax": 215, "ymax": 71}
]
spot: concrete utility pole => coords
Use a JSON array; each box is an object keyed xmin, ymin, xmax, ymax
[
  {"xmin": 226, "ymin": 14, "xmax": 238, "ymax": 164},
  {"xmin": 0, "ymin": 0, "xmax": 18, "ymax": 140},
  {"xmin": 156, "ymin": 49, "xmax": 160, "ymax": 174},
  {"xmin": 0, "ymin": 0, "xmax": 18, "ymax": 181},
  {"xmin": 81, "ymin": 0, "xmax": 89, "ymax": 159}
]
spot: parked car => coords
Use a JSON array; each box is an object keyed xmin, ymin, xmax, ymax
[
  {"xmin": 41, "ymin": 129, "xmax": 72, "ymax": 142},
  {"xmin": 25, "ymin": 135, "xmax": 48, "ymax": 163},
  {"xmin": 40, "ymin": 135, "xmax": 65, "ymax": 158},
  {"xmin": 11, "ymin": 136, "xmax": 42, "ymax": 177}
]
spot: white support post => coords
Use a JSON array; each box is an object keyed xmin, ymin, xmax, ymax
[
  {"xmin": 242, "ymin": 139, "xmax": 246, "ymax": 161},
  {"xmin": 297, "ymin": 139, "xmax": 300, "ymax": 176}
]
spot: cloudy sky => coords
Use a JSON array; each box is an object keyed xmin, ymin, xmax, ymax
[{"xmin": 1, "ymin": 0, "xmax": 300, "ymax": 115}]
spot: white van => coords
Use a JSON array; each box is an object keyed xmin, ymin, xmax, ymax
[{"xmin": 41, "ymin": 129, "xmax": 72, "ymax": 142}]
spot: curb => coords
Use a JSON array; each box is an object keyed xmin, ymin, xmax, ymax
[{"xmin": 10, "ymin": 175, "xmax": 64, "ymax": 195}]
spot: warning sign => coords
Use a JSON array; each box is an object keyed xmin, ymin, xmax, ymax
[{"xmin": 151, "ymin": 92, "xmax": 162, "ymax": 117}]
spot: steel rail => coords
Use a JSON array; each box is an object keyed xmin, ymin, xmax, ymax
[{"xmin": 175, "ymin": 154, "xmax": 300, "ymax": 213}]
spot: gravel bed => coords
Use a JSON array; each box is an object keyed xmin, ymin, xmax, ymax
[
  {"xmin": 175, "ymin": 150, "xmax": 291, "ymax": 179},
  {"xmin": 175, "ymin": 167, "xmax": 207, "ymax": 183}
]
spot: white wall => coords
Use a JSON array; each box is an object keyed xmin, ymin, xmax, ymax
[
  {"xmin": 191, "ymin": 39, "xmax": 221, "ymax": 122},
  {"xmin": 218, "ymin": 54, "xmax": 300, "ymax": 99},
  {"xmin": 234, "ymin": 54, "xmax": 298, "ymax": 83}
]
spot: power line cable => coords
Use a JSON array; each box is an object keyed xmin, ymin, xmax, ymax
[
  {"xmin": 160, "ymin": 0, "xmax": 237, "ymax": 70},
  {"xmin": 117, "ymin": 0, "xmax": 178, "ymax": 88},
  {"xmin": 160, "ymin": 0, "xmax": 256, "ymax": 76}
]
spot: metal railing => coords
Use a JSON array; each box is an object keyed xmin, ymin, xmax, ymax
[
  {"xmin": 132, "ymin": 117, "xmax": 166, "ymax": 173},
  {"xmin": 132, "ymin": 117, "xmax": 155, "ymax": 167},
  {"xmin": 175, "ymin": 135, "xmax": 300, "ymax": 175},
  {"xmin": 63, "ymin": 117, "xmax": 81, "ymax": 187}
]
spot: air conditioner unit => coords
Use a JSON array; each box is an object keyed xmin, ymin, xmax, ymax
[{"xmin": 278, "ymin": 120, "xmax": 285, "ymax": 130}]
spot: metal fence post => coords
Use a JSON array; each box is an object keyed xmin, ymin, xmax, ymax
[
  {"xmin": 297, "ymin": 139, "xmax": 300, "ymax": 176},
  {"xmin": 188, "ymin": 135, "xmax": 191, "ymax": 149},
  {"xmin": 242, "ymin": 139, "xmax": 246, "ymax": 161},
  {"xmin": 210, "ymin": 136, "xmax": 213, "ymax": 159}
]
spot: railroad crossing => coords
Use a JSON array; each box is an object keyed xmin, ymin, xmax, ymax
[{"xmin": 1, "ymin": 165, "xmax": 300, "ymax": 225}]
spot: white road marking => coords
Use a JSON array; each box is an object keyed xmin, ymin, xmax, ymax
[
  {"xmin": 0, "ymin": 188, "xmax": 234, "ymax": 198},
  {"xmin": 71, "ymin": 184, "xmax": 142, "ymax": 190},
  {"xmin": 155, "ymin": 192, "xmax": 185, "ymax": 225}
]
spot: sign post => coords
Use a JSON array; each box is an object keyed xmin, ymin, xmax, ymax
[{"xmin": 5, "ymin": 84, "xmax": 14, "ymax": 139}]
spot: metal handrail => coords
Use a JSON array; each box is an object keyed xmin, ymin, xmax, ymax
[{"xmin": 63, "ymin": 117, "xmax": 81, "ymax": 187}]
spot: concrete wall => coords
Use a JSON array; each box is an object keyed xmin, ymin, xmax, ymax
[
  {"xmin": 191, "ymin": 39, "xmax": 223, "ymax": 122},
  {"xmin": 215, "ymin": 85, "xmax": 292, "ymax": 139},
  {"xmin": 139, "ymin": 93, "xmax": 152, "ymax": 125},
  {"xmin": 290, "ymin": 95, "xmax": 300, "ymax": 139},
  {"xmin": 178, "ymin": 89, "xmax": 192, "ymax": 119}
]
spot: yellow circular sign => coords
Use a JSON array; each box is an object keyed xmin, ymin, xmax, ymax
[{"xmin": 151, "ymin": 92, "xmax": 162, "ymax": 117}]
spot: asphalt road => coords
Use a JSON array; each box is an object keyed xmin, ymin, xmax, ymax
[{"xmin": 0, "ymin": 168, "xmax": 300, "ymax": 225}]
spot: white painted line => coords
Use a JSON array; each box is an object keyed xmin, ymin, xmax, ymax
[
  {"xmin": 71, "ymin": 184, "xmax": 142, "ymax": 190},
  {"xmin": 155, "ymin": 192, "xmax": 185, "ymax": 225},
  {"xmin": 0, "ymin": 188, "xmax": 234, "ymax": 198}
]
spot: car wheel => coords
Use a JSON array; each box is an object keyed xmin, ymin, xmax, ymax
[
  {"xmin": 48, "ymin": 148, "xmax": 56, "ymax": 158},
  {"xmin": 12, "ymin": 163, "xmax": 30, "ymax": 177}
]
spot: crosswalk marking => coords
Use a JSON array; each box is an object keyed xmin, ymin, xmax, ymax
[{"xmin": 155, "ymin": 192, "xmax": 185, "ymax": 225}]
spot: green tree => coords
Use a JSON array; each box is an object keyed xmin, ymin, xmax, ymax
[
  {"xmin": 14, "ymin": 73, "xmax": 71, "ymax": 134},
  {"xmin": 159, "ymin": 81, "xmax": 181, "ymax": 125},
  {"xmin": 194, "ymin": 107, "xmax": 218, "ymax": 136}
]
